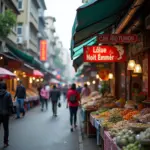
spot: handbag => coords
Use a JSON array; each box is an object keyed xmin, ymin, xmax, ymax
[{"xmin": 58, "ymin": 102, "xmax": 61, "ymax": 108}]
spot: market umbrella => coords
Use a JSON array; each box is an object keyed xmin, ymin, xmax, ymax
[
  {"xmin": 32, "ymin": 70, "xmax": 44, "ymax": 78},
  {"xmin": 0, "ymin": 67, "xmax": 16, "ymax": 79},
  {"xmin": 50, "ymin": 78, "xmax": 60, "ymax": 84}
]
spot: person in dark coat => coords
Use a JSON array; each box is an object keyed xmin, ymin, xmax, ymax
[
  {"xmin": 49, "ymin": 85, "xmax": 60, "ymax": 116},
  {"xmin": 0, "ymin": 81, "xmax": 13, "ymax": 148},
  {"xmin": 14, "ymin": 80, "xmax": 26, "ymax": 119}
]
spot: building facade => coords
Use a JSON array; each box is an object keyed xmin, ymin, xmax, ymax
[
  {"xmin": 37, "ymin": 0, "xmax": 47, "ymax": 46},
  {"xmin": 44, "ymin": 16, "xmax": 56, "ymax": 68},
  {"xmin": 0, "ymin": 0, "xmax": 19, "ymax": 46},
  {"xmin": 17, "ymin": 0, "xmax": 40, "ymax": 58}
]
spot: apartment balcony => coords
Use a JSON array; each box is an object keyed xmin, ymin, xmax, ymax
[
  {"xmin": 6, "ymin": 0, "xmax": 19, "ymax": 14},
  {"xmin": 7, "ymin": 30, "xmax": 17, "ymax": 45},
  {"xmin": 30, "ymin": 13, "xmax": 38, "ymax": 30}
]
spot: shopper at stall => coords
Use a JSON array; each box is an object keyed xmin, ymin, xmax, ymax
[
  {"xmin": 81, "ymin": 83, "xmax": 91, "ymax": 97},
  {"xmin": 14, "ymin": 80, "xmax": 26, "ymax": 119},
  {"xmin": 0, "ymin": 81, "xmax": 13, "ymax": 148},
  {"xmin": 67, "ymin": 83, "xmax": 80, "ymax": 132},
  {"xmin": 49, "ymin": 85, "xmax": 60, "ymax": 116},
  {"xmin": 40, "ymin": 84, "xmax": 49, "ymax": 111}
]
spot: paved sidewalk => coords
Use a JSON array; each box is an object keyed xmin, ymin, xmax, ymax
[
  {"xmin": 0, "ymin": 102, "xmax": 79, "ymax": 150},
  {"xmin": 78, "ymin": 109, "xmax": 100, "ymax": 150}
]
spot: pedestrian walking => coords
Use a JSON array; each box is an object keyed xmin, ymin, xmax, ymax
[
  {"xmin": 37, "ymin": 83, "xmax": 42, "ymax": 103},
  {"xmin": 76, "ymin": 85, "xmax": 82, "ymax": 94},
  {"xmin": 50, "ymin": 85, "xmax": 60, "ymax": 116},
  {"xmin": 14, "ymin": 80, "xmax": 26, "ymax": 119},
  {"xmin": 81, "ymin": 83, "xmax": 91, "ymax": 97},
  {"xmin": 0, "ymin": 82, "xmax": 13, "ymax": 148},
  {"xmin": 40, "ymin": 85, "xmax": 49, "ymax": 111},
  {"xmin": 67, "ymin": 83, "xmax": 80, "ymax": 132}
]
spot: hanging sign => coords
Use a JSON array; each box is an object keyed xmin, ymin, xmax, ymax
[
  {"xmin": 97, "ymin": 34, "xmax": 138, "ymax": 44},
  {"xmin": 83, "ymin": 45, "xmax": 126, "ymax": 62},
  {"xmin": 40, "ymin": 40, "xmax": 47, "ymax": 61}
]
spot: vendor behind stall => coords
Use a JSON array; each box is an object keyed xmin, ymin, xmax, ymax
[{"xmin": 81, "ymin": 84, "xmax": 91, "ymax": 97}]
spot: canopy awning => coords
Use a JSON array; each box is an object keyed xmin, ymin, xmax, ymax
[
  {"xmin": 71, "ymin": 0, "xmax": 130, "ymax": 49},
  {"xmin": 50, "ymin": 78, "xmax": 60, "ymax": 84},
  {"xmin": 6, "ymin": 44, "xmax": 47, "ymax": 72},
  {"xmin": 6, "ymin": 44, "xmax": 34, "ymax": 64},
  {"xmin": 0, "ymin": 67, "xmax": 16, "ymax": 79},
  {"xmin": 33, "ymin": 70, "xmax": 44, "ymax": 78}
]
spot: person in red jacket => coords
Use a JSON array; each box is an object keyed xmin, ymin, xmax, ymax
[{"xmin": 67, "ymin": 83, "xmax": 80, "ymax": 132}]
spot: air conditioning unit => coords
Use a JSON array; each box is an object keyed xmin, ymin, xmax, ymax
[
  {"xmin": 17, "ymin": 37, "xmax": 23, "ymax": 44},
  {"xmin": 145, "ymin": 14, "xmax": 150, "ymax": 30}
]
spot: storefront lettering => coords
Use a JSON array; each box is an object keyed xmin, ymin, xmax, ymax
[
  {"xmin": 93, "ymin": 47, "xmax": 107, "ymax": 53},
  {"xmin": 86, "ymin": 54, "xmax": 97, "ymax": 61},
  {"xmin": 97, "ymin": 34, "xmax": 138, "ymax": 43},
  {"xmin": 98, "ymin": 54, "xmax": 114, "ymax": 60},
  {"xmin": 84, "ymin": 45, "xmax": 126, "ymax": 62}
]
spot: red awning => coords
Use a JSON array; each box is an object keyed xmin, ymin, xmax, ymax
[
  {"xmin": 0, "ymin": 67, "xmax": 16, "ymax": 79},
  {"xmin": 33, "ymin": 70, "xmax": 44, "ymax": 78},
  {"xmin": 27, "ymin": 70, "xmax": 44, "ymax": 78}
]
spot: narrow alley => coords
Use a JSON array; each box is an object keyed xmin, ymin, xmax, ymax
[{"xmin": 0, "ymin": 102, "xmax": 79, "ymax": 150}]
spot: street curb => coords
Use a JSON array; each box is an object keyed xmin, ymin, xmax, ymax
[{"xmin": 78, "ymin": 110, "xmax": 84, "ymax": 150}]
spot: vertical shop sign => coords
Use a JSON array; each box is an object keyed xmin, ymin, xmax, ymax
[{"xmin": 40, "ymin": 40, "xmax": 47, "ymax": 61}]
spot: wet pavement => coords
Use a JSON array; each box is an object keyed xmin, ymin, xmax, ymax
[{"xmin": 0, "ymin": 101, "xmax": 79, "ymax": 150}]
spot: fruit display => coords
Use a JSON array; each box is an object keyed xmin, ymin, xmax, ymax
[
  {"xmin": 123, "ymin": 110, "xmax": 139, "ymax": 120},
  {"xmin": 109, "ymin": 128, "xmax": 120, "ymax": 137},
  {"xmin": 122, "ymin": 141, "xmax": 140, "ymax": 150},
  {"xmin": 103, "ymin": 102, "xmax": 117, "ymax": 108},
  {"xmin": 101, "ymin": 120, "xmax": 114, "ymax": 129},
  {"xmin": 137, "ymin": 128, "xmax": 150, "ymax": 141},
  {"xmin": 139, "ymin": 114, "xmax": 150, "ymax": 123},
  {"xmin": 112, "ymin": 120, "xmax": 130, "ymax": 130},
  {"xmin": 91, "ymin": 108, "xmax": 109, "ymax": 115},
  {"xmin": 116, "ymin": 98, "xmax": 126, "ymax": 108},
  {"xmin": 108, "ymin": 114, "xmax": 123, "ymax": 123},
  {"xmin": 140, "ymin": 108, "xmax": 150, "ymax": 115},
  {"xmin": 129, "ymin": 123, "xmax": 150, "ymax": 132},
  {"xmin": 115, "ymin": 129, "xmax": 136, "ymax": 147},
  {"xmin": 124, "ymin": 100, "xmax": 136, "ymax": 109}
]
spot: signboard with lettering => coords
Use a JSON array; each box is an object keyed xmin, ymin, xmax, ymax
[
  {"xmin": 40, "ymin": 40, "xmax": 47, "ymax": 61},
  {"xmin": 83, "ymin": 45, "xmax": 126, "ymax": 62},
  {"xmin": 97, "ymin": 34, "xmax": 138, "ymax": 44}
]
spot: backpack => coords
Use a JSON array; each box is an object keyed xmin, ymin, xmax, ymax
[{"xmin": 70, "ymin": 92, "xmax": 77, "ymax": 104}]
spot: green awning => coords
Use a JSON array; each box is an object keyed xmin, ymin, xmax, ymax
[
  {"xmin": 6, "ymin": 44, "xmax": 34, "ymax": 64},
  {"xmin": 75, "ymin": 69, "xmax": 82, "ymax": 77},
  {"xmin": 6, "ymin": 44, "xmax": 46, "ymax": 72},
  {"xmin": 71, "ymin": 0, "xmax": 130, "ymax": 49},
  {"xmin": 72, "ymin": 31, "xmax": 104, "ymax": 59}
]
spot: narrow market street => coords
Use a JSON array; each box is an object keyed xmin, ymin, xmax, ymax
[{"xmin": 0, "ymin": 100, "xmax": 79, "ymax": 150}]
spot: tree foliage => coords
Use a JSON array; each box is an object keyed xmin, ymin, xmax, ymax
[{"xmin": 0, "ymin": 9, "xmax": 17, "ymax": 38}]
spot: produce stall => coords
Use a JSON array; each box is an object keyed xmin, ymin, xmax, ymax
[
  {"xmin": 90, "ymin": 107, "xmax": 150, "ymax": 150},
  {"xmin": 80, "ymin": 90, "xmax": 150, "ymax": 150}
]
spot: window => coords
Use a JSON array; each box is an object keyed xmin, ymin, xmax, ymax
[
  {"xmin": 18, "ymin": 0, "xmax": 23, "ymax": 10},
  {"xmin": 17, "ymin": 23, "xmax": 23, "ymax": 35}
]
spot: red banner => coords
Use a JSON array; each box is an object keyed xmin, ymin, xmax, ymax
[
  {"xmin": 40, "ymin": 40, "xmax": 47, "ymax": 61},
  {"xmin": 97, "ymin": 34, "xmax": 138, "ymax": 43},
  {"xmin": 83, "ymin": 45, "xmax": 126, "ymax": 62}
]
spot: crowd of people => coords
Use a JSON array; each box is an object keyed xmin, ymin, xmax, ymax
[{"xmin": 0, "ymin": 80, "xmax": 91, "ymax": 148}]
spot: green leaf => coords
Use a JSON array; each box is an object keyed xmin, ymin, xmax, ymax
[{"xmin": 0, "ymin": 9, "xmax": 16, "ymax": 38}]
